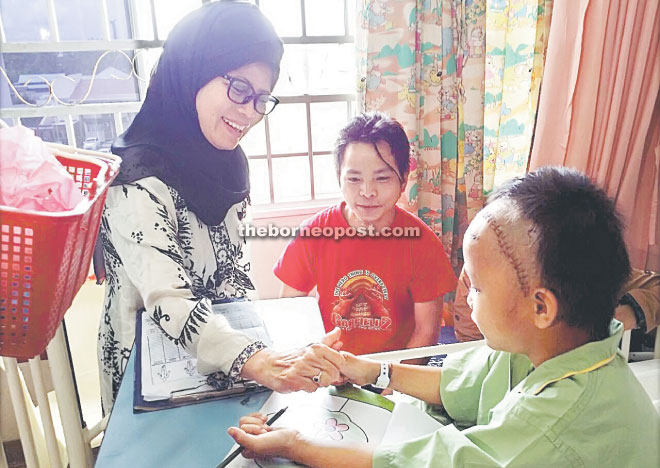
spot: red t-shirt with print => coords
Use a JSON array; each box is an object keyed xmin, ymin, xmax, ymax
[{"xmin": 273, "ymin": 202, "xmax": 457, "ymax": 355}]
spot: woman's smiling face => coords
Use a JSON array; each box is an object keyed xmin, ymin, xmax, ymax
[{"xmin": 195, "ymin": 62, "xmax": 273, "ymax": 150}]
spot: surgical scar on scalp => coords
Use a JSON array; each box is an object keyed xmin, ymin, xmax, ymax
[{"xmin": 482, "ymin": 211, "xmax": 531, "ymax": 296}]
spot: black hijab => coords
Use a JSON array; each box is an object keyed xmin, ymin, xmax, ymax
[{"xmin": 111, "ymin": 0, "xmax": 283, "ymax": 226}]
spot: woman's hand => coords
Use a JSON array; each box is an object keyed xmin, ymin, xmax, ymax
[
  {"xmin": 241, "ymin": 328, "xmax": 346, "ymax": 392},
  {"xmin": 228, "ymin": 413, "xmax": 300, "ymax": 460},
  {"xmin": 338, "ymin": 352, "xmax": 381, "ymax": 387}
]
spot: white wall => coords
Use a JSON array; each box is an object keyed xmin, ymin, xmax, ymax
[{"xmin": 250, "ymin": 212, "xmax": 310, "ymax": 299}]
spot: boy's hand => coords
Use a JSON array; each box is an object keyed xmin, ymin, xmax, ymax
[
  {"xmin": 322, "ymin": 327, "xmax": 348, "ymax": 385},
  {"xmin": 228, "ymin": 413, "xmax": 299, "ymax": 460},
  {"xmin": 242, "ymin": 342, "xmax": 345, "ymax": 393},
  {"xmin": 321, "ymin": 327, "xmax": 344, "ymax": 351},
  {"xmin": 338, "ymin": 352, "xmax": 381, "ymax": 386},
  {"xmin": 236, "ymin": 412, "xmax": 269, "ymax": 436}
]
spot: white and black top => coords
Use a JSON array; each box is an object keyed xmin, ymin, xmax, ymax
[{"xmin": 98, "ymin": 176, "xmax": 261, "ymax": 414}]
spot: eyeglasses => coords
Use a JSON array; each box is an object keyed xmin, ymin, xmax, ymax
[{"xmin": 222, "ymin": 75, "xmax": 279, "ymax": 115}]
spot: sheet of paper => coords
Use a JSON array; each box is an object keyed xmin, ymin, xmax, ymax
[
  {"xmin": 140, "ymin": 298, "xmax": 325, "ymax": 402},
  {"xmin": 252, "ymin": 297, "xmax": 326, "ymax": 350},
  {"xmin": 379, "ymin": 401, "xmax": 442, "ymax": 446},
  {"xmin": 140, "ymin": 304, "xmax": 274, "ymax": 401},
  {"xmin": 140, "ymin": 317, "xmax": 208, "ymax": 401},
  {"xmin": 224, "ymin": 387, "xmax": 393, "ymax": 468}
]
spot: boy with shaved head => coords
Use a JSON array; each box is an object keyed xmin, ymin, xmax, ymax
[{"xmin": 228, "ymin": 167, "xmax": 660, "ymax": 467}]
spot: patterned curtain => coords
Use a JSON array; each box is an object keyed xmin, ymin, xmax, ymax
[
  {"xmin": 483, "ymin": 0, "xmax": 552, "ymax": 193},
  {"xmin": 356, "ymin": 0, "xmax": 552, "ymax": 269}
]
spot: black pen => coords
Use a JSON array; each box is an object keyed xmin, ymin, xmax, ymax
[{"xmin": 217, "ymin": 406, "xmax": 289, "ymax": 468}]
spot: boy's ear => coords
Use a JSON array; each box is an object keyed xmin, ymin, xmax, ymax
[{"xmin": 531, "ymin": 287, "xmax": 559, "ymax": 329}]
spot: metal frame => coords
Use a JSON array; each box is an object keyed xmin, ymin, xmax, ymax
[
  {"xmin": 2, "ymin": 324, "xmax": 109, "ymax": 468},
  {"xmin": 619, "ymin": 329, "xmax": 660, "ymax": 362},
  {"xmin": 366, "ymin": 334, "xmax": 660, "ymax": 363},
  {"xmin": 0, "ymin": 7, "xmax": 6, "ymax": 43},
  {"xmin": 45, "ymin": 0, "xmax": 61, "ymax": 42},
  {"xmin": 0, "ymin": 435, "xmax": 7, "ymax": 468},
  {"xmin": 45, "ymin": 326, "xmax": 95, "ymax": 468},
  {"xmin": 305, "ymin": 101, "xmax": 316, "ymax": 199},
  {"xmin": 2, "ymin": 102, "xmax": 142, "ymax": 118},
  {"xmin": 0, "ymin": 40, "xmax": 163, "ymax": 53},
  {"xmin": 2, "ymin": 358, "xmax": 40, "ymax": 468},
  {"xmin": 364, "ymin": 340, "xmax": 486, "ymax": 362}
]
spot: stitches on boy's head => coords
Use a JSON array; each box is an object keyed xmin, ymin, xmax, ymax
[
  {"xmin": 488, "ymin": 167, "xmax": 631, "ymax": 340},
  {"xmin": 477, "ymin": 199, "xmax": 540, "ymax": 297},
  {"xmin": 481, "ymin": 210, "xmax": 529, "ymax": 296}
]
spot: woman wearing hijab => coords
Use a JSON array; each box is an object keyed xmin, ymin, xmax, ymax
[{"xmin": 97, "ymin": 1, "xmax": 343, "ymax": 414}]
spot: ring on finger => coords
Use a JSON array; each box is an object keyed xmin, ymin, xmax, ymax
[{"xmin": 312, "ymin": 371, "xmax": 323, "ymax": 384}]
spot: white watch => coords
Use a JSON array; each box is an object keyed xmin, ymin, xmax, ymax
[{"xmin": 374, "ymin": 362, "xmax": 391, "ymax": 389}]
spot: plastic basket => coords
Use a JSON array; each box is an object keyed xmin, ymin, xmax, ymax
[{"xmin": 0, "ymin": 143, "xmax": 121, "ymax": 358}]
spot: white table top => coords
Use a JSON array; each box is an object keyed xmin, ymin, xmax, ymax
[{"xmin": 629, "ymin": 358, "xmax": 660, "ymax": 414}]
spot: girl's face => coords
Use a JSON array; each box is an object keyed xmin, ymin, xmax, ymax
[
  {"xmin": 195, "ymin": 62, "xmax": 274, "ymax": 150},
  {"xmin": 339, "ymin": 141, "xmax": 406, "ymax": 230}
]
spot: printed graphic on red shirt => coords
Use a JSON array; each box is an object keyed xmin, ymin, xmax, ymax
[{"xmin": 330, "ymin": 269, "xmax": 392, "ymax": 333}]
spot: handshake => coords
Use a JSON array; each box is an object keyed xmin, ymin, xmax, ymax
[
  {"xmin": 226, "ymin": 327, "xmax": 397, "ymax": 467},
  {"xmin": 240, "ymin": 327, "xmax": 386, "ymax": 394}
]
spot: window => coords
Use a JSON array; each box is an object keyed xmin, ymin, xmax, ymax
[
  {"xmin": 0, "ymin": 0, "xmax": 356, "ymax": 210},
  {"xmin": 0, "ymin": 0, "xmax": 146, "ymax": 153}
]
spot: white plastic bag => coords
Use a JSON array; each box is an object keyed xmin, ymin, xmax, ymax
[{"xmin": 0, "ymin": 125, "xmax": 84, "ymax": 211}]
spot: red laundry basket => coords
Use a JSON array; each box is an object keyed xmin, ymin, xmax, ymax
[{"xmin": 0, "ymin": 145, "xmax": 121, "ymax": 358}]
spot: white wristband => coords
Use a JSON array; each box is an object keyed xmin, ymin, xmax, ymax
[{"xmin": 374, "ymin": 362, "xmax": 391, "ymax": 389}]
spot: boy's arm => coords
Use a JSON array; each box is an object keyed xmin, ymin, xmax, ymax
[
  {"xmin": 403, "ymin": 298, "xmax": 442, "ymax": 365},
  {"xmin": 341, "ymin": 353, "xmax": 443, "ymax": 405}
]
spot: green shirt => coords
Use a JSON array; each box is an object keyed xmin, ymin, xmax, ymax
[{"xmin": 374, "ymin": 321, "xmax": 660, "ymax": 467}]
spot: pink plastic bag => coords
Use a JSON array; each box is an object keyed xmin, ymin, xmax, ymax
[{"xmin": 0, "ymin": 125, "xmax": 84, "ymax": 212}]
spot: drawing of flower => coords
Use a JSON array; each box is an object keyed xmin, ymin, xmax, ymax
[{"xmin": 316, "ymin": 417, "xmax": 349, "ymax": 441}]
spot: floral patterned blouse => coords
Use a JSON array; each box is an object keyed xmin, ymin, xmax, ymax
[{"xmin": 98, "ymin": 176, "xmax": 262, "ymax": 414}]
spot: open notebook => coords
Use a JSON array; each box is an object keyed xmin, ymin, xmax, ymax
[
  {"xmin": 221, "ymin": 386, "xmax": 443, "ymax": 467},
  {"xmin": 134, "ymin": 297, "xmax": 326, "ymax": 413}
]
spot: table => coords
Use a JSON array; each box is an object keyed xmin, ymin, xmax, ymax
[
  {"xmin": 629, "ymin": 358, "xmax": 660, "ymax": 414},
  {"xmin": 94, "ymin": 340, "xmax": 482, "ymax": 468},
  {"xmin": 95, "ymin": 297, "xmax": 475, "ymax": 468},
  {"xmin": 97, "ymin": 297, "xmax": 335, "ymax": 467},
  {"xmin": 95, "ymin": 352, "xmax": 271, "ymax": 468}
]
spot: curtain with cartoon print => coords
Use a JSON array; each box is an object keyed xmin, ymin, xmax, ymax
[
  {"xmin": 356, "ymin": 0, "xmax": 552, "ymax": 269},
  {"xmin": 483, "ymin": 0, "xmax": 552, "ymax": 193}
]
